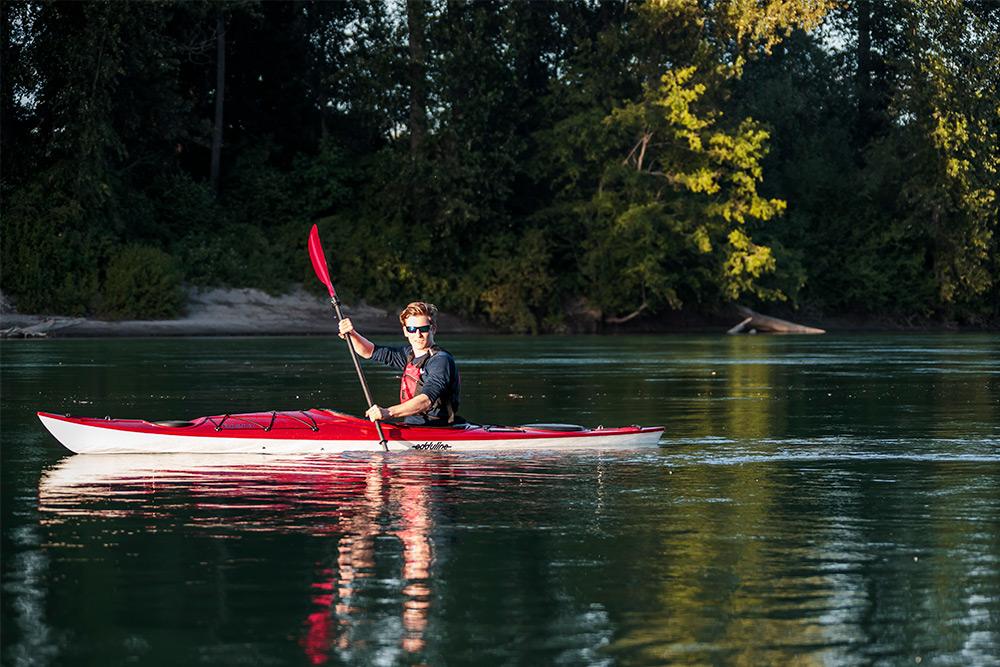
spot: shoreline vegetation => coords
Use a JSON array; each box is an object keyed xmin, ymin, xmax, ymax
[
  {"xmin": 3, "ymin": 3, "xmax": 997, "ymax": 333},
  {"xmin": 1, "ymin": 287, "xmax": 991, "ymax": 339}
]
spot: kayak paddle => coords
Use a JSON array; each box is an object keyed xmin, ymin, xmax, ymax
[{"xmin": 308, "ymin": 224, "xmax": 388, "ymax": 451}]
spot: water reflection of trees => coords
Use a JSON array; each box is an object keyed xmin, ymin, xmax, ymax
[{"xmin": 34, "ymin": 448, "xmax": 1000, "ymax": 664}]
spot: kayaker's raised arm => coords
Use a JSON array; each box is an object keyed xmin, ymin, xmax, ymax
[{"xmin": 338, "ymin": 318, "xmax": 375, "ymax": 359}]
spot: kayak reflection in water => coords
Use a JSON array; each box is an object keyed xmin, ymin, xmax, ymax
[
  {"xmin": 301, "ymin": 458, "xmax": 434, "ymax": 662},
  {"xmin": 338, "ymin": 301, "xmax": 462, "ymax": 427}
]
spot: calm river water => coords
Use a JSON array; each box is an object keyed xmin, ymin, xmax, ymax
[{"xmin": 2, "ymin": 334, "xmax": 998, "ymax": 666}]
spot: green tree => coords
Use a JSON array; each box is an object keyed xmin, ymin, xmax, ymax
[
  {"xmin": 532, "ymin": 0, "xmax": 832, "ymax": 325},
  {"xmin": 738, "ymin": 1, "xmax": 999, "ymax": 321},
  {"xmin": 878, "ymin": 2, "xmax": 999, "ymax": 317},
  {"xmin": 3, "ymin": 2, "xmax": 151, "ymax": 312}
]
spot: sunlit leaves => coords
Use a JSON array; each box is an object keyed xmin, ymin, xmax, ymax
[
  {"xmin": 590, "ymin": 52, "xmax": 789, "ymax": 317},
  {"xmin": 882, "ymin": 0, "xmax": 999, "ymax": 310}
]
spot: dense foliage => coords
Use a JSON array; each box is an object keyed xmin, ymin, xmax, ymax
[{"xmin": 2, "ymin": 0, "xmax": 997, "ymax": 328}]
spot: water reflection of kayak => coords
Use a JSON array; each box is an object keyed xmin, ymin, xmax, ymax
[
  {"xmin": 38, "ymin": 453, "xmax": 373, "ymax": 503},
  {"xmin": 36, "ymin": 451, "xmax": 444, "ymax": 660},
  {"xmin": 37, "ymin": 408, "xmax": 663, "ymax": 454}
]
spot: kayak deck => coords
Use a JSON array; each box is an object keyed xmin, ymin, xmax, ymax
[{"xmin": 37, "ymin": 408, "xmax": 664, "ymax": 454}]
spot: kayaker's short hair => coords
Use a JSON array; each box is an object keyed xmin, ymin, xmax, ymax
[{"xmin": 399, "ymin": 301, "xmax": 438, "ymax": 327}]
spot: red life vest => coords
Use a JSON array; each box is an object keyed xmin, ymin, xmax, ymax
[
  {"xmin": 399, "ymin": 345, "xmax": 460, "ymax": 423},
  {"xmin": 400, "ymin": 345, "xmax": 440, "ymax": 402}
]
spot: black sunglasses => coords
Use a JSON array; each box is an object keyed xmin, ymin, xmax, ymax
[{"xmin": 405, "ymin": 324, "xmax": 432, "ymax": 333}]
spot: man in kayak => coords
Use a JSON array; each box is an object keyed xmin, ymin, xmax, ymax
[{"xmin": 338, "ymin": 301, "xmax": 461, "ymax": 426}]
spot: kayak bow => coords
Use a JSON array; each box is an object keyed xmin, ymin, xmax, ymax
[{"xmin": 37, "ymin": 409, "xmax": 663, "ymax": 454}]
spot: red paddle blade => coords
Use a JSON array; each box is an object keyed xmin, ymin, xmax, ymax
[{"xmin": 307, "ymin": 224, "xmax": 336, "ymax": 298}]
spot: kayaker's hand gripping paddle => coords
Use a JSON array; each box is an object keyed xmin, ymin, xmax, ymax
[{"xmin": 308, "ymin": 224, "xmax": 389, "ymax": 451}]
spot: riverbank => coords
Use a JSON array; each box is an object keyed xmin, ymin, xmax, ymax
[
  {"xmin": 0, "ymin": 287, "xmax": 486, "ymax": 338},
  {"xmin": 1, "ymin": 287, "xmax": 993, "ymax": 338}
]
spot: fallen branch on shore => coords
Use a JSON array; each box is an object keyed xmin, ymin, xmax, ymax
[
  {"xmin": 605, "ymin": 300, "xmax": 649, "ymax": 324},
  {"xmin": 728, "ymin": 306, "xmax": 825, "ymax": 335}
]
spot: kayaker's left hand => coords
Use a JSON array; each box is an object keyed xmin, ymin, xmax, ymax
[{"xmin": 366, "ymin": 404, "xmax": 390, "ymax": 422}]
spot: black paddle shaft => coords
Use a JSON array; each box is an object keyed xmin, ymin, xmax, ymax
[{"xmin": 329, "ymin": 296, "xmax": 388, "ymax": 449}]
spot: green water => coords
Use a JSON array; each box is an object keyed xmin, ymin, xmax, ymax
[{"xmin": 2, "ymin": 334, "xmax": 998, "ymax": 665}]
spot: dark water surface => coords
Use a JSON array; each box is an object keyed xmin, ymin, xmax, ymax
[{"xmin": 2, "ymin": 334, "xmax": 998, "ymax": 666}]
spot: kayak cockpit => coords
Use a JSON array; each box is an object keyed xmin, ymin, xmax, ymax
[{"xmin": 520, "ymin": 423, "xmax": 587, "ymax": 432}]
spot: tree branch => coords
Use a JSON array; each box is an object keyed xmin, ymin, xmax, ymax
[
  {"xmin": 636, "ymin": 131, "xmax": 650, "ymax": 171},
  {"xmin": 606, "ymin": 300, "xmax": 648, "ymax": 324},
  {"xmin": 622, "ymin": 131, "xmax": 653, "ymax": 171}
]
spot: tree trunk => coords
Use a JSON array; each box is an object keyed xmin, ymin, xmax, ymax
[
  {"xmin": 406, "ymin": 0, "xmax": 427, "ymax": 157},
  {"xmin": 210, "ymin": 11, "xmax": 226, "ymax": 194},
  {"xmin": 855, "ymin": 0, "xmax": 880, "ymax": 148},
  {"xmin": 0, "ymin": 2, "xmax": 14, "ymax": 182},
  {"xmin": 732, "ymin": 306, "xmax": 825, "ymax": 334},
  {"xmin": 856, "ymin": 0, "xmax": 871, "ymax": 98}
]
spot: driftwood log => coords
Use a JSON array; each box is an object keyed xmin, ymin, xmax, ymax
[
  {"xmin": 0, "ymin": 317, "xmax": 86, "ymax": 338},
  {"xmin": 728, "ymin": 306, "xmax": 825, "ymax": 335},
  {"xmin": 1, "ymin": 327, "xmax": 48, "ymax": 338}
]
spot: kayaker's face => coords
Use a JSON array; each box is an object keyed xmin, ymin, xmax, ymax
[{"xmin": 403, "ymin": 315, "xmax": 435, "ymax": 352}]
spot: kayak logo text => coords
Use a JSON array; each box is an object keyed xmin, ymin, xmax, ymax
[{"xmin": 413, "ymin": 441, "xmax": 451, "ymax": 451}]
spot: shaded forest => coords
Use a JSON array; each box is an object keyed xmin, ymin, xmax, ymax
[{"xmin": 2, "ymin": 0, "xmax": 998, "ymax": 331}]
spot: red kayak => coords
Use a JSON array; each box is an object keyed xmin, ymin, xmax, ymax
[{"xmin": 37, "ymin": 408, "xmax": 664, "ymax": 454}]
